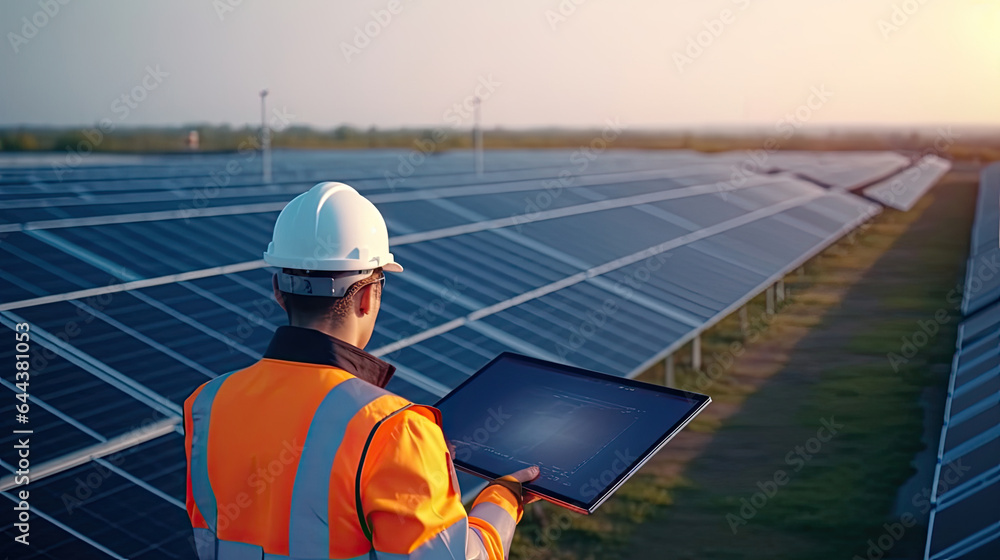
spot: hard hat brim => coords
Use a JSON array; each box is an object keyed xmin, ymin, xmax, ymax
[{"xmin": 263, "ymin": 251, "xmax": 404, "ymax": 273}]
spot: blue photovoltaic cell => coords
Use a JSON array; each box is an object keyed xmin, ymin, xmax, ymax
[
  {"xmin": 959, "ymin": 539, "xmax": 1000, "ymax": 560},
  {"xmin": 728, "ymin": 150, "xmax": 911, "ymax": 191},
  {"xmin": 0, "ymin": 340, "xmax": 165, "ymax": 442},
  {"xmin": 929, "ymin": 480, "xmax": 1000, "ymax": 556},
  {"xmin": 729, "ymin": 179, "xmax": 819, "ymax": 208},
  {"xmin": 13, "ymin": 298, "xmax": 235, "ymax": 405},
  {"xmin": 962, "ymin": 163, "xmax": 1000, "ymax": 315},
  {"xmin": 970, "ymin": 165, "xmax": 1000, "ymax": 256},
  {"xmin": 581, "ymin": 175, "xmax": 705, "ymax": 198},
  {"xmin": 515, "ymin": 206, "xmax": 692, "ymax": 266},
  {"xmin": 384, "ymin": 326, "xmax": 529, "ymax": 400},
  {"xmin": 386, "ymin": 343, "xmax": 476, "ymax": 391},
  {"xmin": 0, "ymin": 232, "xmax": 116, "ymax": 301},
  {"xmin": 50, "ymin": 213, "xmax": 278, "ymax": 278},
  {"xmin": 0, "ymin": 501, "xmax": 109, "ymax": 559},
  {"xmin": 0, "ymin": 392, "xmax": 100, "ymax": 465},
  {"xmin": 1, "ymin": 434, "xmax": 194, "ymax": 560},
  {"xmin": 479, "ymin": 280, "xmax": 694, "ymax": 376},
  {"xmin": 443, "ymin": 187, "xmax": 596, "ymax": 220},
  {"xmin": 863, "ymin": 155, "xmax": 951, "ymax": 212},
  {"xmin": 0, "ymin": 193, "xmax": 294, "ymax": 224},
  {"xmin": 609, "ymin": 245, "xmax": 759, "ymax": 317},
  {"xmin": 107, "ymin": 435, "xmax": 189, "ymax": 504},
  {"xmin": 645, "ymin": 192, "xmax": 754, "ymax": 229},
  {"xmin": 389, "ymin": 229, "xmax": 584, "ymax": 306},
  {"xmin": 371, "ymin": 277, "xmax": 477, "ymax": 351},
  {"xmin": 380, "ymin": 198, "xmax": 479, "ymax": 233}
]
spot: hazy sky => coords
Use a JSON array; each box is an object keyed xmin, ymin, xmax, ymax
[{"xmin": 2, "ymin": 0, "xmax": 998, "ymax": 129}]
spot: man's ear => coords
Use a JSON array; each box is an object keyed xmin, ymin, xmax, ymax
[
  {"xmin": 358, "ymin": 283, "xmax": 378, "ymax": 316},
  {"xmin": 272, "ymin": 274, "xmax": 287, "ymax": 312}
]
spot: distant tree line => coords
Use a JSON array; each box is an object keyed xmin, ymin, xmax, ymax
[{"xmin": 1, "ymin": 124, "xmax": 998, "ymax": 161}]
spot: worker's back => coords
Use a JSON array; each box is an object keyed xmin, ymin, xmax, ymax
[
  {"xmin": 185, "ymin": 357, "xmax": 417, "ymax": 558},
  {"xmin": 185, "ymin": 181, "xmax": 532, "ymax": 559}
]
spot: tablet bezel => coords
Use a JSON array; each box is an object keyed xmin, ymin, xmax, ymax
[{"xmin": 435, "ymin": 352, "xmax": 711, "ymax": 514}]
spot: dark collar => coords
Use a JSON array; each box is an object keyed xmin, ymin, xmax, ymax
[{"xmin": 262, "ymin": 326, "xmax": 395, "ymax": 388}]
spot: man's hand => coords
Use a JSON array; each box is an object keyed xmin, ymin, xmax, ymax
[
  {"xmin": 498, "ymin": 465, "xmax": 541, "ymax": 505},
  {"xmin": 446, "ymin": 440, "xmax": 541, "ymax": 504}
]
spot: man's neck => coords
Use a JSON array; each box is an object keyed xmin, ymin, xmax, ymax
[{"xmin": 292, "ymin": 320, "xmax": 360, "ymax": 349}]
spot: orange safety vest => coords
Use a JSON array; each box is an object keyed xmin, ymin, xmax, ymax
[{"xmin": 184, "ymin": 326, "xmax": 521, "ymax": 559}]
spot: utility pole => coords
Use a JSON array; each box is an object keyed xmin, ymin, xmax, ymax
[
  {"xmin": 473, "ymin": 96, "xmax": 483, "ymax": 175},
  {"xmin": 260, "ymin": 89, "xmax": 272, "ymax": 183}
]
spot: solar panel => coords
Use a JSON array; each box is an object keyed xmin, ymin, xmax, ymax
[
  {"xmin": 963, "ymin": 163, "xmax": 1000, "ymax": 315},
  {"xmin": 712, "ymin": 150, "xmax": 911, "ymax": 191},
  {"xmin": 0, "ymin": 149, "xmax": 932, "ymax": 558},
  {"xmin": 862, "ymin": 155, "xmax": 952, "ymax": 211},
  {"xmin": 923, "ymin": 162, "xmax": 1000, "ymax": 560},
  {"xmin": 2, "ymin": 434, "xmax": 193, "ymax": 559}
]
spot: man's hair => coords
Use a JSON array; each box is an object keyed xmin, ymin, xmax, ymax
[{"xmin": 280, "ymin": 268, "xmax": 383, "ymax": 325}]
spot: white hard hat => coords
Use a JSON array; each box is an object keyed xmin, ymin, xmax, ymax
[{"xmin": 264, "ymin": 182, "xmax": 402, "ymax": 296}]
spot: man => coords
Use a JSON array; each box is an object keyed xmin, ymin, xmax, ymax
[{"xmin": 184, "ymin": 182, "xmax": 538, "ymax": 560}]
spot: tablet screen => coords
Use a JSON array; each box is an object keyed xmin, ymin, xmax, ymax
[{"xmin": 435, "ymin": 353, "xmax": 710, "ymax": 513}]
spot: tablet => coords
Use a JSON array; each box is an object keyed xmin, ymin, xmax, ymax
[{"xmin": 435, "ymin": 352, "xmax": 711, "ymax": 514}]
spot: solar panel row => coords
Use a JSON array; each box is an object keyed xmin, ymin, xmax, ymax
[
  {"xmin": 0, "ymin": 149, "xmax": 949, "ymax": 559},
  {"xmin": 863, "ymin": 155, "xmax": 952, "ymax": 211},
  {"xmin": 712, "ymin": 150, "xmax": 912, "ymax": 191},
  {"xmin": 924, "ymin": 162, "xmax": 1000, "ymax": 560},
  {"xmin": 963, "ymin": 163, "xmax": 1000, "ymax": 316}
]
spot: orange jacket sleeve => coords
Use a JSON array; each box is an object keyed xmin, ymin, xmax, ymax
[{"xmin": 360, "ymin": 408, "xmax": 522, "ymax": 559}]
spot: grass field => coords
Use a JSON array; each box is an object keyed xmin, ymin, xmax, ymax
[{"xmin": 508, "ymin": 170, "xmax": 978, "ymax": 560}]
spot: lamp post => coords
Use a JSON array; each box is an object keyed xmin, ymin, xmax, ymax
[
  {"xmin": 473, "ymin": 96, "xmax": 483, "ymax": 175},
  {"xmin": 260, "ymin": 89, "xmax": 272, "ymax": 183}
]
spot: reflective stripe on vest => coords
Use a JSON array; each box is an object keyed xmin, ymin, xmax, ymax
[
  {"xmin": 195, "ymin": 530, "xmax": 374, "ymax": 560},
  {"xmin": 190, "ymin": 370, "xmax": 237, "ymax": 535},
  {"xmin": 205, "ymin": 520, "xmax": 468, "ymax": 560},
  {"xmin": 289, "ymin": 377, "xmax": 389, "ymax": 557}
]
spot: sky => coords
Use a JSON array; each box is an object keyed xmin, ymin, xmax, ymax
[{"xmin": 1, "ymin": 0, "xmax": 999, "ymax": 130}]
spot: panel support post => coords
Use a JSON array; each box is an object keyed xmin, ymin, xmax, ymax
[
  {"xmin": 766, "ymin": 284, "xmax": 775, "ymax": 315},
  {"xmin": 664, "ymin": 354, "xmax": 675, "ymax": 387},
  {"xmin": 776, "ymin": 278, "xmax": 785, "ymax": 303},
  {"xmin": 691, "ymin": 334, "xmax": 702, "ymax": 371},
  {"xmin": 739, "ymin": 305, "xmax": 749, "ymax": 335}
]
